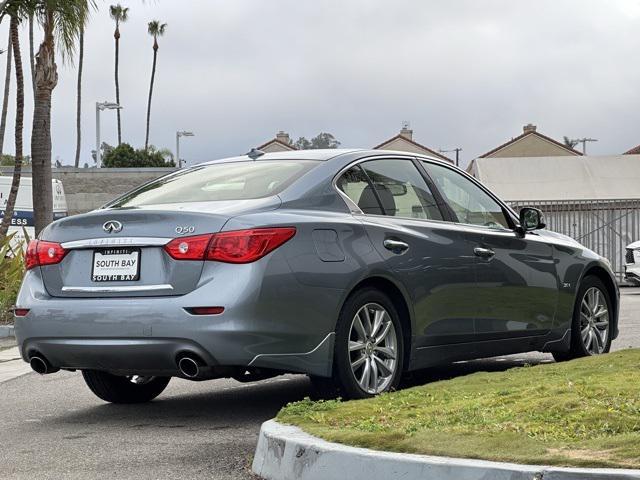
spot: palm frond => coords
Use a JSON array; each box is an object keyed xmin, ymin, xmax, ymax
[{"xmin": 147, "ymin": 19, "xmax": 167, "ymax": 37}]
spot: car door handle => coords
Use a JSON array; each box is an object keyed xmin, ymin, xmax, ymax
[
  {"xmin": 383, "ymin": 239, "xmax": 409, "ymax": 253},
  {"xmin": 474, "ymin": 247, "xmax": 495, "ymax": 258}
]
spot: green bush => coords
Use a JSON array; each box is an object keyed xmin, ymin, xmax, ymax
[
  {"xmin": 102, "ymin": 143, "xmax": 176, "ymax": 168},
  {"xmin": 0, "ymin": 233, "xmax": 26, "ymax": 324}
]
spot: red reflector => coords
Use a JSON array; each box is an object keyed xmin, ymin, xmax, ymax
[
  {"xmin": 206, "ymin": 227, "xmax": 296, "ymax": 264},
  {"xmin": 164, "ymin": 234, "xmax": 214, "ymax": 260},
  {"xmin": 186, "ymin": 307, "xmax": 225, "ymax": 315},
  {"xmin": 25, "ymin": 240, "xmax": 67, "ymax": 270},
  {"xmin": 14, "ymin": 308, "xmax": 30, "ymax": 317}
]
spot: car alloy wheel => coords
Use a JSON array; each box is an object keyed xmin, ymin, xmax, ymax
[
  {"xmin": 348, "ymin": 302, "xmax": 398, "ymax": 394},
  {"xmin": 579, "ymin": 286, "xmax": 610, "ymax": 355}
]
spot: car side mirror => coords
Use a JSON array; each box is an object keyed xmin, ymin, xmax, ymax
[{"xmin": 518, "ymin": 207, "xmax": 546, "ymax": 233}]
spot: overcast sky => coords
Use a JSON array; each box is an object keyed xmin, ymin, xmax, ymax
[{"xmin": 0, "ymin": 0, "xmax": 639, "ymax": 167}]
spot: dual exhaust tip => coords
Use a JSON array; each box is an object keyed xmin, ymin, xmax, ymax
[{"xmin": 30, "ymin": 353, "xmax": 204, "ymax": 378}]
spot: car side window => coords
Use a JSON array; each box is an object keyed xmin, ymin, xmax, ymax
[
  {"xmin": 421, "ymin": 161, "xmax": 511, "ymax": 230},
  {"xmin": 337, "ymin": 166, "xmax": 383, "ymax": 215},
  {"xmin": 356, "ymin": 159, "xmax": 444, "ymax": 220}
]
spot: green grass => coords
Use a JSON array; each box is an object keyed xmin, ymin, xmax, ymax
[{"xmin": 278, "ymin": 349, "xmax": 640, "ymax": 469}]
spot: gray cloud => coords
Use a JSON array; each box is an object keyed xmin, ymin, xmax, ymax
[{"xmin": 0, "ymin": 0, "xmax": 639, "ymax": 167}]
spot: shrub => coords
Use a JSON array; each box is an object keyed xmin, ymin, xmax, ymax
[
  {"xmin": 102, "ymin": 143, "xmax": 176, "ymax": 168},
  {"xmin": 0, "ymin": 233, "xmax": 26, "ymax": 324}
]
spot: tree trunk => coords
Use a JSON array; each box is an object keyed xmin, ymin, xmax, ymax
[
  {"xmin": 144, "ymin": 44, "xmax": 158, "ymax": 150},
  {"xmin": 114, "ymin": 27, "xmax": 121, "ymax": 145},
  {"xmin": 31, "ymin": 13, "xmax": 57, "ymax": 237},
  {"xmin": 74, "ymin": 27, "xmax": 83, "ymax": 167},
  {"xmin": 0, "ymin": 16, "xmax": 25, "ymax": 239},
  {"xmin": 0, "ymin": 28, "xmax": 12, "ymax": 154},
  {"xmin": 29, "ymin": 14, "xmax": 35, "ymax": 99}
]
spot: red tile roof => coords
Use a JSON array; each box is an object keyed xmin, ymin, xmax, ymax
[
  {"xmin": 624, "ymin": 144, "xmax": 640, "ymax": 155},
  {"xmin": 478, "ymin": 130, "xmax": 583, "ymax": 158}
]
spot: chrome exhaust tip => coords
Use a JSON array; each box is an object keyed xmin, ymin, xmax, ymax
[
  {"xmin": 30, "ymin": 356, "xmax": 50, "ymax": 375},
  {"xmin": 177, "ymin": 356, "xmax": 200, "ymax": 378}
]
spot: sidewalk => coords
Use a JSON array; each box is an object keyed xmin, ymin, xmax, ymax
[{"xmin": 0, "ymin": 341, "xmax": 31, "ymax": 384}]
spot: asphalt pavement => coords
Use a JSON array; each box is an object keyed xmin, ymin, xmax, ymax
[{"xmin": 1, "ymin": 289, "xmax": 639, "ymax": 480}]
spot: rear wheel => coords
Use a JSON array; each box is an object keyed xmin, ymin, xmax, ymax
[
  {"xmin": 330, "ymin": 288, "xmax": 404, "ymax": 399},
  {"xmin": 553, "ymin": 275, "xmax": 612, "ymax": 362},
  {"xmin": 82, "ymin": 370, "xmax": 170, "ymax": 404}
]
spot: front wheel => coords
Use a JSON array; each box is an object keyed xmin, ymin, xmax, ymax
[
  {"xmin": 553, "ymin": 275, "xmax": 612, "ymax": 362},
  {"xmin": 331, "ymin": 288, "xmax": 404, "ymax": 399},
  {"xmin": 82, "ymin": 370, "xmax": 170, "ymax": 404}
]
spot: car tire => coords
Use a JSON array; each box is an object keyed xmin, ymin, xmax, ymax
[
  {"xmin": 552, "ymin": 275, "xmax": 613, "ymax": 362},
  {"xmin": 82, "ymin": 370, "xmax": 171, "ymax": 404},
  {"xmin": 331, "ymin": 287, "xmax": 404, "ymax": 400}
]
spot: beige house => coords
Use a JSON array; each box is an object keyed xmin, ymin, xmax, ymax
[
  {"xmin": 257, "ymin": 131, "xmax": 297, "ymax": 153},
  {"xmin": 478, "ymin": 124, "xmax": 583, "ymax": 158},
  {"xmin": 255, "ymin": 126, "xmax": 452, "ymax": 162},
  {"xmin": 373, "ymin": 126, "xmax": 452, "ymax": 162}
]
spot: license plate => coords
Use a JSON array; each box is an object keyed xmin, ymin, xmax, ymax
[{"xmin": 92, "ymin": 248, "xmax": 140, "ymax": 282}]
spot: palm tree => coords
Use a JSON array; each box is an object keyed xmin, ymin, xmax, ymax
[
  {"xmin": 0, "ymin": 28, "xmax": 11, "ymax": 153},
  {"xmin": 73, "ymin": 25, "xmax": 83, "ymax": 167},
  {"xmin": 0, "ymin": 11, "xmax": 25, "ymax": 238},
  {"xmin": 109, "ymin": 4, "xmax": 128, "ymax": 145},
  {"xmin": 144, "ymin": 20, "xmax": 166, "ymax": 150},
  {"xmin": 30, "ymin": 0, "xmax": 95, "ymax": 236}
]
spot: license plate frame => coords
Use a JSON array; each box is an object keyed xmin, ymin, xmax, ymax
[{"xmin": 91, "ymin": 247, "xmax": 141, "ymax": 282}]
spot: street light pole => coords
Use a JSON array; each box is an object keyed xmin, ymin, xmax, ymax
[
  {"xmin": 95, "ymin": 101, "xmax": 122, "ymax": 168},
  {"xmin": 176, "ymin": 130, "xmax": 195, "ymax": 168}
]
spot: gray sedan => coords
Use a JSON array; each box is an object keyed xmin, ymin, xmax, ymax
[{"xmin": 14, "ymin": 149, "xmax": 619, "ymax": 402}]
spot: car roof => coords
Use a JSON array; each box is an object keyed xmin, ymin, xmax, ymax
[
  {"xmin": 195, "ymin": 148, "xmax": 459, "ymax": 169},
  {"xmin": 197, "ymin": 149, "xmax": 363, "ymax": 166}
]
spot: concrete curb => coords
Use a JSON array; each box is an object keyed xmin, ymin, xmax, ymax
[
  {"xmin": 252, "ymin": 420, "xmax": 640, "ymax": 480},
  {"xmin": 0, "ymin": 325, "xmax": 14, "ymax": 338}
]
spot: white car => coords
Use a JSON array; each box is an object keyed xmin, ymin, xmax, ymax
[
  {"xmin": 0, "ymin": 176, "xmax": 68, "ymax": 248},
  {"xmin": 625, "ymin": 241, "xmax": 640, "ymax": 285}
]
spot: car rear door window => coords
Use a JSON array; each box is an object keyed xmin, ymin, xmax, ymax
[
  {"xmin": 337, "ymin": 166, "xmax": 384, "ymax": 215},
  {"xmin": 421, "ymin": 161, "xmax": 511, "ymax": 229},
  {"xmin": 358, "ymin": 159, "xmax": 444, "ymax": 220}
]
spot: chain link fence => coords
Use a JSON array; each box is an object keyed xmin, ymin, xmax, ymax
[{"xmin": 508, "ymin": 199, "xmax": 640, "ymax": 283}]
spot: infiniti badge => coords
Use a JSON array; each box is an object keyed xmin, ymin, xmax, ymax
[{"xmin": 103, "ymin": 220, "xmax": 123, "ymax": 234}]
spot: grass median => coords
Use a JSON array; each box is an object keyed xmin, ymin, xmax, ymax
[{"xmin": 278, "ymin": 349, "xmax": 640, "ymax": 469}]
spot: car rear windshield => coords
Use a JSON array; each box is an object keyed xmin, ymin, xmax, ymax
[{"xmin": 108, "ymin": 160, "xmax": 319, "ymax": 207}]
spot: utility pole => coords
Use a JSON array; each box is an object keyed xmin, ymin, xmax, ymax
[
  {"xmin": 573, "ymin": 138, "xmax": 597, "ymax": 155},
  {"xmin": 439, "ymin": 147, "xmax": 462, "ymax": 167}
]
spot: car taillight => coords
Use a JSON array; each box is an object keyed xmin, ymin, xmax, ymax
[
  {"xmin": 163, "ymin": 234, "xmax": 213, "ymax": 260},
  {"xmin": 163, "ymin": 227, "xmax": 296, "ymax": 264},
  {"xmin": 25, "ymin": 240, "xmax": 68, "ymax": 270}
]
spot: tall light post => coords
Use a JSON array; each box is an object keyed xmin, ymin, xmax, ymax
[
  {"xmin": 176, "ymin": 130, "xmax": 194, "ymax": 168},
  {"xmin": 95, "ymin": 101, "xmax": 122, "ymax": 167}
]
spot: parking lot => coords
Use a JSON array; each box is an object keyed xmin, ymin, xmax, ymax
[{"xmin": 1, "ymin": 289, "xmax": 638, "ymax": 480}]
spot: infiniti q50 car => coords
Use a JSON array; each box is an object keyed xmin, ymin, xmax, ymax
[{"xmin": 14, "ymin": 149, "xmax": 619, "ymax": 402}]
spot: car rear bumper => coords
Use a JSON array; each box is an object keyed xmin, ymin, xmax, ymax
[{"xmin": 14, "ymin": 268, "xmax": 341, "ymax": 378}]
